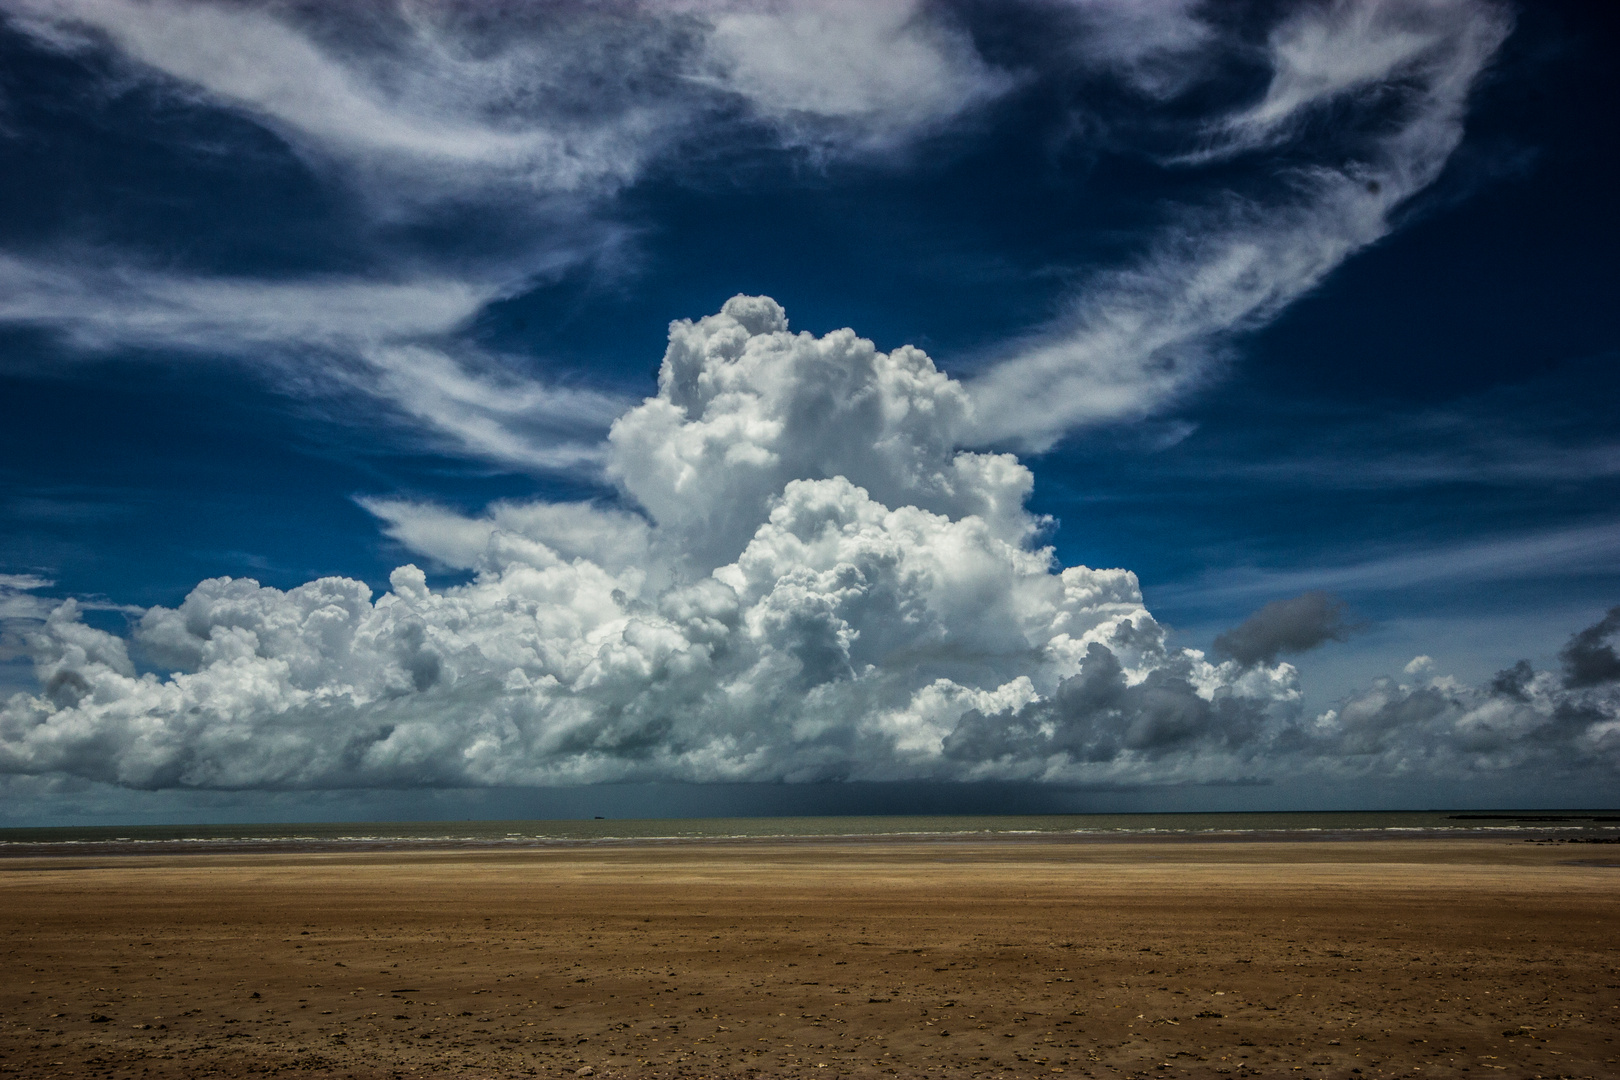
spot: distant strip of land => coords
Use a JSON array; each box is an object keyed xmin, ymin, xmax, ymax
[{"xmin": 2, "ymin": 837, "xmax": 1616, "ymax": 1079}]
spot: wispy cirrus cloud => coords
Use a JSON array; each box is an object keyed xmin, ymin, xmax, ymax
[
  {"xmin": 1056, "ymin": 0, "xmax": 1215, "ymax": 99},
  {"xmin": 4, "ymin": 0, "xmax": 1011, "ymax": 212},
  {"xmin": 0, "ymin": 0, "xmax": 1025, "ymax": 470},
  {"xmin": 965, "ymin": 0, "xmax": 1512, "ymax": 449},
  {"xmin": 1161, "ymin": 519, "xmax": 1620, "ymax": 609},
  {"xmin": 1220, "ymin": 433, "xmax": 1620, "ymax": 490},
  {"xmin": 358, "ymin": 343, "xmax": 625, "ymax": 472},
  {"xmin": 1086, "ymin": 362, "xmax": 1620, "ymax": 494},
  {"xmin": 0, "ymin": 0, "xmax": 1515, "ymax": 473},
  {"xmin": 0, "ymin": 573, "xmax": 53, "ymax": 623},
  {"xmin": 0, "ymin": 252, "xmax": 624, "ymax": 470},
  {"xmin": 1209, "ymin": 0, "xmax": 1484, "ymax": 157},
  {"xmin": 0, "ymin": 252, "xmax": 489, "ymax": 351}
]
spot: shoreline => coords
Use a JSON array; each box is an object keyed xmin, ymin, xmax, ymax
[{"xmin": 4, "ymin": 823, "xmax": 1620, "ymax": 861}]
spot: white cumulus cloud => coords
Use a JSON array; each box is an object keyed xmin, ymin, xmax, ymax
[
  {"xmin": 4, "ymin": 297, "xmax": 1615, "ymax": 791},
  {"xmin": 692, "ymin": 0, "xmax": 1013, "ymax": 152},
  {"xmin": 0, "ymin": 298, "xmax": 1295, "ymax": 790}
]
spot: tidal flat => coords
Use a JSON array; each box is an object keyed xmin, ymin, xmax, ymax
[{"xmin": 2, "ymin": 836, "xmax": 1616, "ymax": 1079}]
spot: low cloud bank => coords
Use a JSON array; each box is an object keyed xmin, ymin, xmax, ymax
[
  {"xmin": 1302, "ymin": 610, "xmax": 1620, "ymax": 779},
  {"xmin": 2, "ymin": 300, "xmax": 1615, "ymax": 792}
]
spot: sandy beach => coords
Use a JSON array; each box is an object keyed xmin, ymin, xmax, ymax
[{"xmin": 2, "ymin": 836, "xmax": 1616, "ymax": 1079}]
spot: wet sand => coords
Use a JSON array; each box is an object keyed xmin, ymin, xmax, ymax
[{"xmin": 1, "ymin": 837, "xmax": 1616, "ymax": 1079}]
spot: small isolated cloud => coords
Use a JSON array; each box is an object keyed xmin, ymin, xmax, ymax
[
  {"xmin": 1212, "ymin": 591, "xmax": 1356, "ymax": 667},
  {"xmin": 693, "ymin": 0, "xmax": 1014, "ymax": 152},
  {"xmin": 1404, "ymin": 655, "xmax": 1435, "ymax": 675},
  {"xmin": 1561, "ymin": 607, "xmax": 1620, "ymax": 689}
]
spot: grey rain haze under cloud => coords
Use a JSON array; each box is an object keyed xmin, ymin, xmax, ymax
[{"xmin": 0, "ymin": 0, "xmax": 1615, "ymax": 817}]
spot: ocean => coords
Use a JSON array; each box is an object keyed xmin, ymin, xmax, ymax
[{"xmin": 2, "ymin": 809, "xmax": 1618, "ymax": 855}]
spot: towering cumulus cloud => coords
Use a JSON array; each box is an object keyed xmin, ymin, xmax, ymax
[
  {"xmin": 1, "ymin": 298, "xmax": 1296, "ymax": 790},
  {"xmin": 4, "ymin": 298, "xmax": 1618, "ymax": 791}
]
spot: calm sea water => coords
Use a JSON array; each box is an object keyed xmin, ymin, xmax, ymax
[{"xmin": 2, "ymin": 810, "xmax": 1618, "ymax": 850}]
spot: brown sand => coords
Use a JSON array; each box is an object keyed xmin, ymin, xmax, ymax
[{"xmin": 1, "ymin": 837, "xmax": 1616, "ymax": 1079}]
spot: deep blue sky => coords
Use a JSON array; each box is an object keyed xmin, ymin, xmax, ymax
[{"xmin": 0, "ymin": 0, "xmax": 1615, "ymax": 823}]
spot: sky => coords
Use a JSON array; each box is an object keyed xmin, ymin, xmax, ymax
[{"xmin": 0, "ymin": 0, "xmax": 1616, "ymax": 825}]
